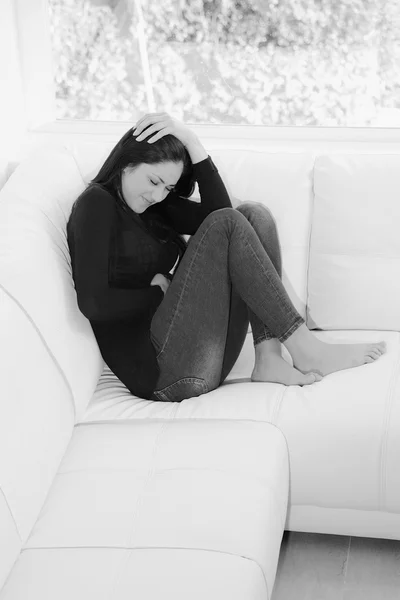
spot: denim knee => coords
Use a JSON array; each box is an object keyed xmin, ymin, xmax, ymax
[
  {"xmin": 206, "ymin": 206, "xmax": 238, "ymax": 220},
  {"xmin": 236, "ymin": 202, "xmax": 278, "ymax": 232},
  {"xmin": 236, "ymin": 201, "xmax": 275, "ymax": 221},
  {"xmin": 202, "ymin": 207, "xmax": 245, "ymax": 229}
]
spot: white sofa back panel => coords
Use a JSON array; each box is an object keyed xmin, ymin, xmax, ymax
[
  {"xmin": 0, "ymin": 151, "xmax": 105, "ymax": 421},
  {"xmin": 308, "ymin": 153, "xmax": 400, "ymax": 330},
  {"xmin": 0, "ymin": 287, "xmax": 75, "ymax": 588}
]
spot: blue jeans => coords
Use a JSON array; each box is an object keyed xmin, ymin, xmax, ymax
[{"xmin": 150, "ymin": 203, "xmax": 305, "ymax": 402}]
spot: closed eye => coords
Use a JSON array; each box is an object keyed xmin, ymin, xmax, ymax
[{"xmin": 150, "ymin": 178, "xmax": 175, "ymax": 193}]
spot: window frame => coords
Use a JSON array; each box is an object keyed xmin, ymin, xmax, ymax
[{"xmin": 17, "ymin": 0, "xmax": 400, "ymax": 145}]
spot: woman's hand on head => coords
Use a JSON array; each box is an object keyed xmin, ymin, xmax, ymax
[
  {"xmin": 133, "ymin": 113, "xmax": 197, "ymax": 148},
  {"xmin": 150, "ymin": 273, "xmax": 170, "ymax": 295}
]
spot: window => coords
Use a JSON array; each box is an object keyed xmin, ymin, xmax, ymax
[{"xmin": 49, "ymin": 0, "xmax": 400, "ymax": 127}]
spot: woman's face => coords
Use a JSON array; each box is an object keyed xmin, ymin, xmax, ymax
[{"xmin": 120, "ymin": 160, "xmax": 183, "ymax": 214}]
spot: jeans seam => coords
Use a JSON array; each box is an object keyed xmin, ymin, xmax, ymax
[
  {"xmin": 254, "ymin": 331, "xmax": 275, "ymax": 345},
  {"xmin": 277, "ymin": 316, "xmax": 305, "ymax": 343},
  {"xmin": 238, "ymin": 204, "xmax": 281, "ymax": 342},
  {"xmin": 156, "ymin": 216, "xmax": 230, "ymax": 358},
  {"xmin": 153, "ymin": 377, "xmax": 208, "ymax": 403},
  {"xmin": 239, "ymin": 232, "xmax": 302, "ymax": 341}
]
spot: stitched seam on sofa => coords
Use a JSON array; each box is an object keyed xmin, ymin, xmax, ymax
[
  {"xmin": 54, "ymin": 466, "xmax": 280, "ymax": 484},
  {"xmin": 12, "ymin": 196, "xmax": 71, "ymax": 261},
  {"xmin": 0, "ymin": 485, "xmax": 22, "ymax": 543},
  {"xmin": 104, "ymin": 419, "xmax": 174, "ymax": 598},
  {"xmin": 305, "ymin": 156, "xmax": 316, "ymax": 326},
  {"xmin": 285, "ymin": 501, "xmax": 400, "ymax": 514},
  {"xmin": 74, "ymin": 417, "xmax": 288, "ymax": 447},
  {"xmin": 0, "ymin": 282, "xmax": 76, "ymax": 423},
  {"xmin": 309, "ymin": 251, "xmax": 400, "ymax": 259},
  {"xmin": 19, "ymin": 546, "xmax": 270, "ymax": 597},
  {"xmin": 268, "ymin": 387, "xmax": 291, "ymax": 508},
  {"xmin": 33, "ymin": 205, "xmax": 72, "ymax": 264},
  {"xmin": 74, "ymin": 417, "xmax": 286, "ymax": 434},
  {"xmin": 127, "ymin": 419, "xmax": 169, "ymax": 544},
  {"xmin": 378, "ymin": 335, "xmax": 400, "ymax": 511},
  {"xmin": 107, "ymin": 546, "xmax": 132, "ymax": 599},
  {"xmin": 270, "ymin": 386, "xmax": 287, "ymax": 428},
  {"xmin": 64, "ymin": 146, "xmax": 88, "ymax": 186}
]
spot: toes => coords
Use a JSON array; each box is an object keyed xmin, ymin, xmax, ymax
[
  {"xmin": 302, "ymin": 373, "xmax": 317, "ymax": 385},
  {"xmin": 365, "ymin": 356, "xmax": 375, "ymax": 363},
  {"xmin": 303, "ymin": 372, "xmax": 323, "ymax": 385},
  {"xmin": 366, "ymin": 350, "xmax": 380, "ymax": 360},
  {"xmin": 311, "ymin": 372, "xmax": 323, "ymax": 381}
]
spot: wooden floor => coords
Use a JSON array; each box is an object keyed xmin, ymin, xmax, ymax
[{"xmin": 272, "ymin": 532, "xmax": 400, "ymax": 599}]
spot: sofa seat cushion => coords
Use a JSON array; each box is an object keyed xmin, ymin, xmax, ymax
[
  {"xmin": 78, "ymin": 329, "xmax": 400, "ymax": 536},
  {"xmin": 1, "ymin": 420, "xmax": 288, "ymax": 600}
]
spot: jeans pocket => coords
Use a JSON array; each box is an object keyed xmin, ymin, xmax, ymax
[{"xmin": 151, "ymin": 377, "xmax": 208, "ymax": 403}]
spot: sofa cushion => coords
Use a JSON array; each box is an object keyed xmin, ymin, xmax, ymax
[
  {"xmin": 0, "ymin": 146, "xmax": 105, "ymax": 421},
  {"xmin": 2, "ymin": 419, "xmax": 288, "ymax": 600},
  {"xmin": 307, "ymin": 153, "xmax": 400, "ymax": 330},
  {"xmin": 0, "ymin": 287, "xmax": 75, "ymax": 588},
  {"xmin": 79, "ymin": 327, "xmax": 400, "ymax": 539}
]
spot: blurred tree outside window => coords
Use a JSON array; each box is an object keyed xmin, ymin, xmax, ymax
[{"xmin": 48, "ymin": 0, "xmax": 400, "ymax": 126}]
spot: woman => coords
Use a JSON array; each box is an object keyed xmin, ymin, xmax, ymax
[{"xmin": 67, "ymin": 113, "xmax": 386, "ymax": 402}]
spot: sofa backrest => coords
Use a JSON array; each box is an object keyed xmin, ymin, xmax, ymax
[
  {"xmin": 1, "ymin": 140, "xmax": 400, "ymax": 586},
  {"xmin": 307, "ymin": 153, "xmax": 400, "ymax": 330},
  {"xmin": 0, "ymin": 146, "xmax": 105, "ymax": 416},
  {"xmin": 0, "ymin": 145, "xmax": 105, "ymax": 586},
  {"xmin": 0, "ymin": 286, "xmax": 75, "ymax": 588}
]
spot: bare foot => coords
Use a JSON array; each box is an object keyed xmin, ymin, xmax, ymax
[
  {"xmin": 284, "ymin": 324, "xmax": 387, "ymax": 377},
  {"xmin": 252, "ymin": 353, "xmax": 323, "ymax": 385},
  {"xmin": 252, "ymin": 338, "xmax": 323, "ymax": 386}
]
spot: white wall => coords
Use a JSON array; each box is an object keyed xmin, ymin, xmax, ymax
[{"xmin": 0, "ymin": 0, "xmax": 27, "ymax": 190}]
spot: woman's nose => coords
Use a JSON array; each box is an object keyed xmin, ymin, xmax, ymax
[{"xmin": 152, "ymin": 187, "xmax": 166, "ymax": 203}]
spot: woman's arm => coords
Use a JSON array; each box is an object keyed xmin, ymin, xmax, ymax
[
  {"xmin": 68, "ymin": 187, "xmax": 164, "ymax": 322},
  {"xmin": 133, "ymin": 113, "xmax": 233, "ymax": 234},
  {"xmin": 158, "ymin": 156, "xmax": 232, "ymax": 235}
]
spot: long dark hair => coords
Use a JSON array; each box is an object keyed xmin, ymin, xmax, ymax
[
  {"xmin": 71, "ymin": 126, "xmax": 195, "ymax": 254},
  {"xmin": 90, "ymin": 125, "xmax": 195, "ymax": 202}
]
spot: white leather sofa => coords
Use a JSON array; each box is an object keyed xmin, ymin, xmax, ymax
[{"xmin": 1, "ymin": 137, "xmax": 400, "ymax": 599}]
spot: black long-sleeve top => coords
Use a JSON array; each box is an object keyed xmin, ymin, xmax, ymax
[{"xmin": 67, "ymin": 155, "xmax": 232, "ymax": 399}]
